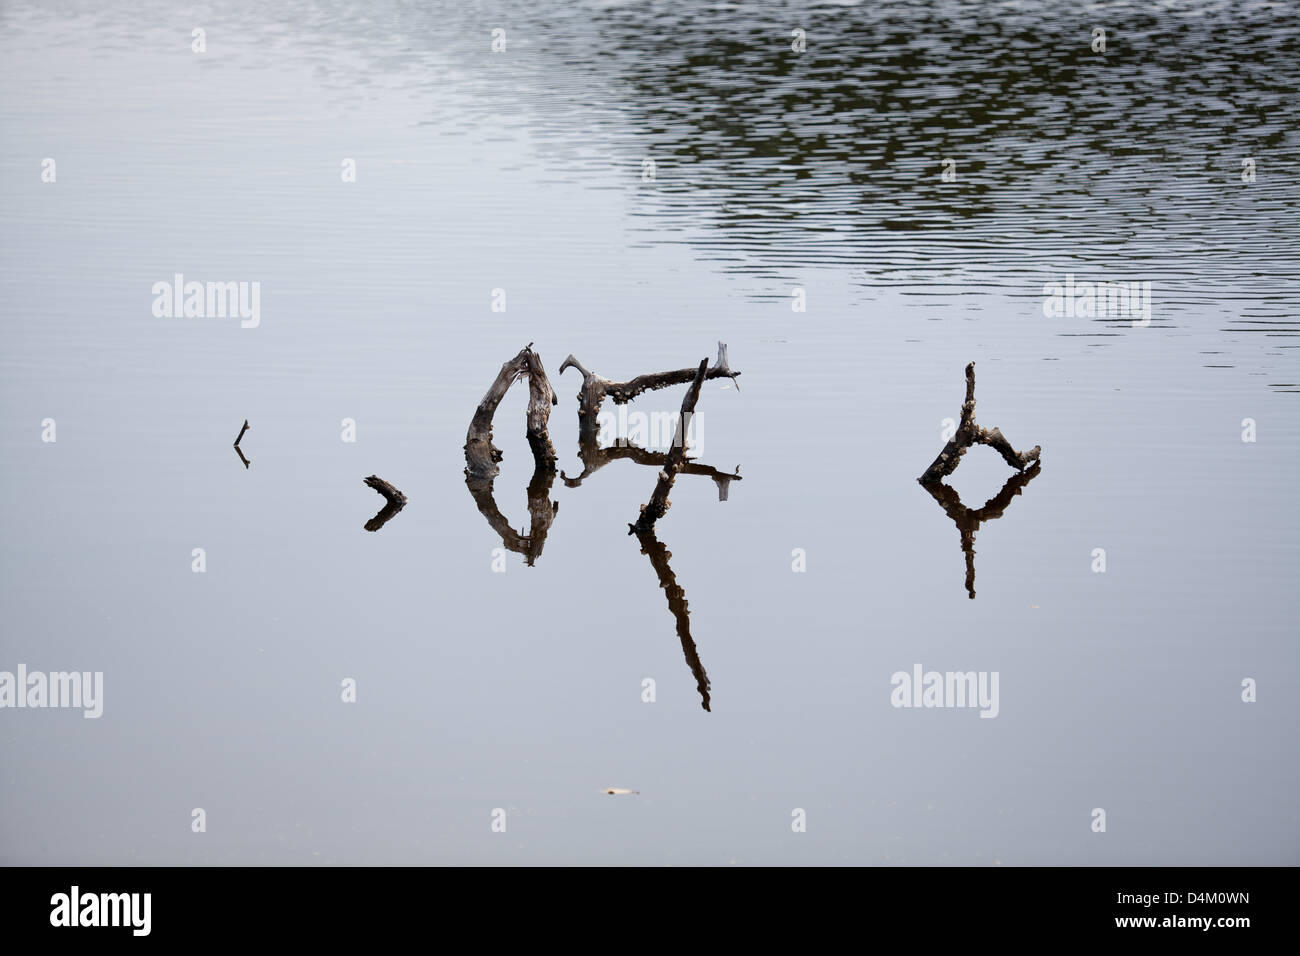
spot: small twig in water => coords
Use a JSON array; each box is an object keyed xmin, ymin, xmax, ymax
[{"xmin": 363, "ymin": 475, "xmax": 408, "ymax": 532}]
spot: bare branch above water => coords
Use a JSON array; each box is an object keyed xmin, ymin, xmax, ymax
[
  {"xmin": 918, "ymin": 362, "xmax": 1041, "ymax": 484},
  {"xmin": 629, "ymin": 358, "xmax": 709, "ymax": 534},
  {"xmin": 464, "ymin": 346, "xmax": 558, "ymax": 480},
  {"xmin": 560, "ymin": 340, "xmax": 738, "ymax": 434}
]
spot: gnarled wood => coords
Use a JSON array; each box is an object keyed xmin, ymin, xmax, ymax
[
  {"xmin": 918, "ymin": 362, "xmax": 1040, "ymax": 484},
  {"xmin": 363, "ymin": 475, "xmax": 408, "ymax": 532},
  {"xmin": 560, "ymin": 341, "xmax": 739, "ymax": 435},
  {"xmin": 464, "ymin": 346, "xmax": 558, "ymax": 480}
]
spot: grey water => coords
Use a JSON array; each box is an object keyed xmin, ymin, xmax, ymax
[{"xmin": 0, "ymin": 0, "xmax": 1296, "ymax": 865}]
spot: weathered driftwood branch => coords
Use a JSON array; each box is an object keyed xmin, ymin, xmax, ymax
[
  {"xmin": 560, "ymin": 341, "xmax": 739, "ymax": 434},
  {"xmin": 634, "ymin": 528, "xmax": 711, "ymax": 711},
  {"xmin": 561, "ymin": 430, "xmax": 741, "ymax": 500},
  {"xmin": 629, "ymin": 359, "xmax": 708, "ymax": 534},
  {"xmin": 918, "ymin": 362, "xmax": 1041, "ymax": 484},
  {"xmin": 364, "ymin": 475, "xmax": 407, "ymax": 505},
  {"xmin": 464, "ymin": 346, "xmax": 557, "ymax": 480},
  {"xmin": 464, "ymin": 463, "xmax": 559, "ymax": 567},
  {"xmin": 363, "ymin": 475, "xmax": 408, "ymax": 532},
  {"xmin": 921, "ymin": 462, "xmax": 1041, "ymax": 599},
  {"xmin": 233, "ymin": 419, "xmax": 249, "ymax": 447}
]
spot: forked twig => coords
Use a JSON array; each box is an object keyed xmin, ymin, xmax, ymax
[
  {"xmin": 629, "ymin": 359, "xmax": 709, "ymax": 534},
  {"xmin": 918, "ymin": 363, "xmax": 1040, "ymax": 484}
]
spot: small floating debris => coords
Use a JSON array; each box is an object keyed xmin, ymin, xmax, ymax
[
  {"xmin": 363, "ymin": 475, "xmax": 407, "ymax": 532},
  {"xmin": 602, "ymin": 788, "xmax": 640, "ymax": 796},
  {"xmin": 232, "ymin": 419, "xmax": 251, "ymax": 469}
]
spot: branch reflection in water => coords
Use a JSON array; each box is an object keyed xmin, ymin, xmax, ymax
[
  {"xmin": 921, "ymin": 463, "xmax": 1042, "ymax": 600},
  {"xmin": 462, "ymin": 344, "xmax": 740, "ymax": 709},
  {"xmin": 633, "ymin": 527, "xmax": 711, "ymax": 712}
]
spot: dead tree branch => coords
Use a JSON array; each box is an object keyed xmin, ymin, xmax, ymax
[
  {"xmin": 560, "ymin": 341, "xmax": 738, "ymax": 434},
  {"xmin": 918, "ymin": 362, "xmax": 1041, "ymax": 484},
  {"xmin": 629, "ymin": 359, "xmax": 708, "ymax": 534},
  {"xmin": 363, "ymin": 475, "xmax": 408, "ymax": 532},
  {"xmin": 464, "ymin": 346, "xmax": 557, "ymax": 480},
  {"xmin": 364, "ymin": 475, "xmax": 407, "ymax": 505}
]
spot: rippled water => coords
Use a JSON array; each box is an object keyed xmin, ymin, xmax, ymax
[
  {"xmin": 222, "ymin": 0, "xmax": 1300, "ymax": 327},
  {"xmin": 537, "ymin": 1, "xmax": 1299, "ymax": 303},
  {"xmin": 1, "ymin": 0, "xmax": 1296, "ymax": 865}
]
